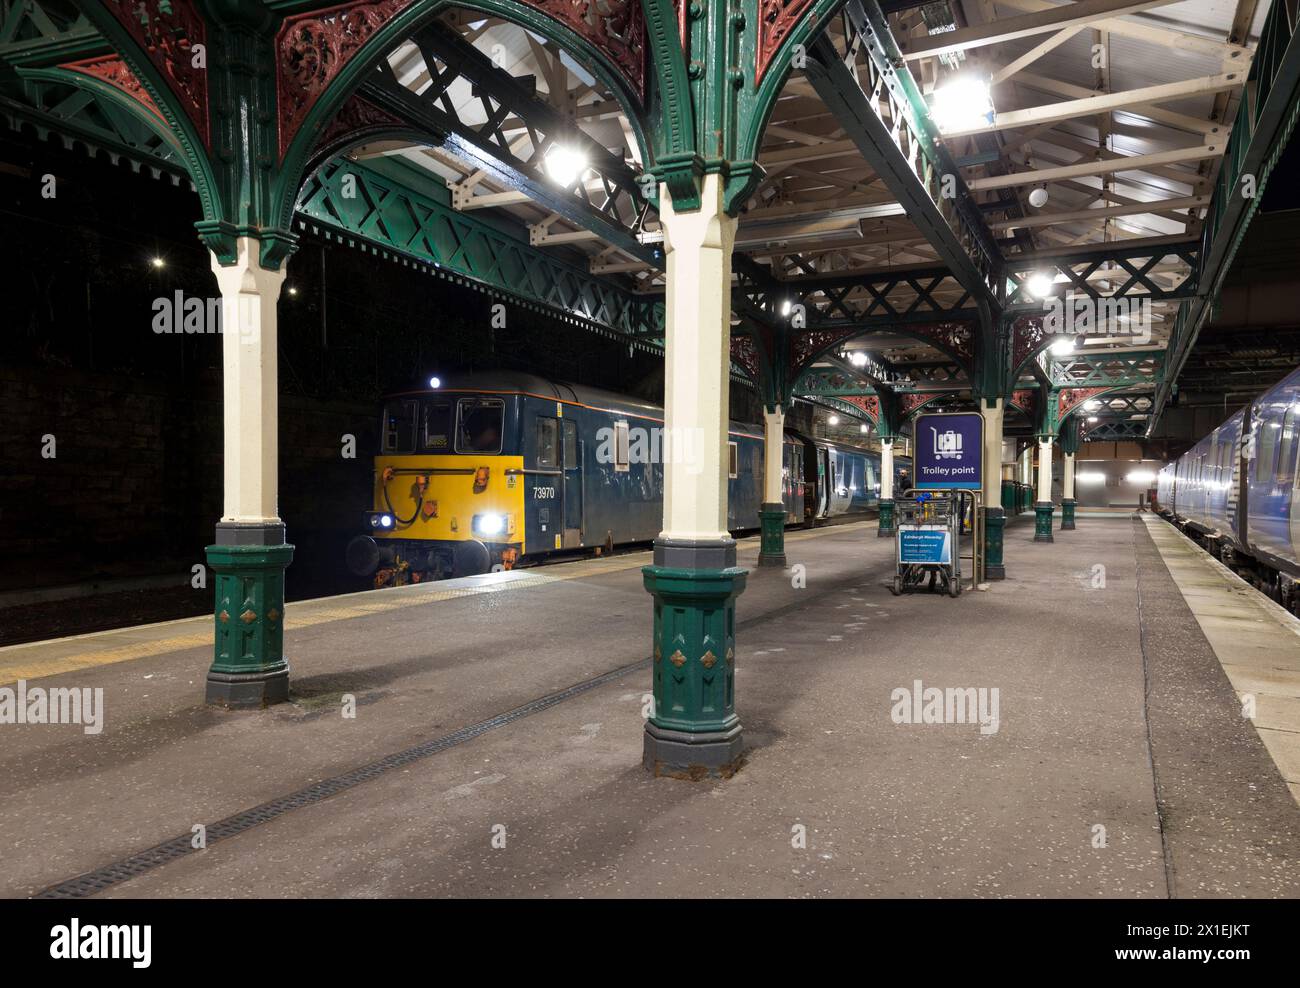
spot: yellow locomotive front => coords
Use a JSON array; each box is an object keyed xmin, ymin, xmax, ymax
[{"xmin": 345, "ymin": 387, "xmax": 526, "ymax": 585}]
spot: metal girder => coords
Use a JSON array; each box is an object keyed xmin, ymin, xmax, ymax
[
  {"xmin": 1157, "ymin": 0, "xmax": 1300, "ymax": 420},
  {"xmin": 1080, "ymin": 419, "xmax": 1150, "ymax": 441},
  {"xmin": 801, "ymin": 394, "xmax": 881, "ymax": 427},
  {"xmin": 0, "ymin": 0, "xmax": 100, "ymax": 67},
  {"xmin": 362, "ymin": 19, "xmax": 657, "ymax": 267},
  {"xmin": 736, "ymin": 263, "xmax": 978, "ymax": 329},
  {"xmin": 1004, "ymin": 240, "xmax": 1199, "ymax": 313},
  {"xmin": 1044, "ymin": 349, "xmax": 1164, "ymax": 388},
  {"xmin": 295, "ymin": 157, "xmax": 663, "ymax": 341},
  {"xmin": 0, "ymin": 75, "xmax": 188, "ymax": 177},
  {"xmin": 804, "ymin": 0, "xmax": 1002, "ymax": 307}
]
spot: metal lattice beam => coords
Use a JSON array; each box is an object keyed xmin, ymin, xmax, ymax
[
  {"xmin": 804, "ymin": 0, "xmax": 1002, "ymax": 307},
  {"xmin": 295, "ymin": 157, "xmax": 663, "ymax": 341},
  {"xmin": 362, "ymin": 19, "xmax": 657, "ymax": 267}
]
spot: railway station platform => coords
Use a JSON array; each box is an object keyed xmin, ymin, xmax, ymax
[{"xmin": 3, "ymin": 515, "xmax": 1299, "ymax": 900}]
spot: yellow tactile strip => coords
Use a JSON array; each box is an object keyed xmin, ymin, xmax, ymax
[
  {"xmin": 0, "ymin": 522, "xmax": 868, "ymax": 686},
  {"xmin": 1143, "ymin": 516, "xmax": 1300, "ymax": 805}
]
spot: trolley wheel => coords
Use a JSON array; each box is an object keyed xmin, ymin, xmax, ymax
[{"xmin": 891, "ymin": 574, "xmax": 902, "ymax": 596}]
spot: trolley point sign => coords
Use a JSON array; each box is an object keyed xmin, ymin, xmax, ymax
[{"xmin": 914, "ymin": 412, "xmax": 983, "ymax": 490}]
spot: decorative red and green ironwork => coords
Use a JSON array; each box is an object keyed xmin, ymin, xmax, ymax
[
  {"xmin": 205, "ymin": 542, "xmax": 295, "ymax": 708},
  {"xmin": 275, "ymin": 0, "xmax": 417, "ymax": 161},
  {"xmin": 60, "ymin": 55, "xmax": 165, "ymax": 122},
  {"xmin": 97, "ymin": 0, "xmax": 209, "ymax": 145},
  {"xmin": 643, "ymin": 564, "xmax": 747, "ymax": 778}
]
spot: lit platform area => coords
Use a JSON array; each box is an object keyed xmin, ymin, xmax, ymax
[{"xmin": 3, "ymin": 517, "xmax": 1298, "ymax": 900}]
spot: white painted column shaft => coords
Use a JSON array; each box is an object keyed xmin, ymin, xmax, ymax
[
  {"xmin": 1063, "ymin": 452, "xmax": 1076, "ymax": 500},
  {"xmin": 880, "ymin": 440, "xmax": 894, "ymax": 500},
  {"xmin": 1036, "ymin": 438, "xmax": 1054, "ymax": 503},
  {"xmin": 980, "ymin": 399, "xmax": 1003, "ymax": 510},
  {"xmin": 763, "ymin": 407, "xmax": 785, "ymax": 504},
  {"xmin": 211, "ymin": 238, "xmax": 286, "ymax": 524},
  {"xmin": 660, "ymin": 173, "xmax": 737, "ymax": 541}
]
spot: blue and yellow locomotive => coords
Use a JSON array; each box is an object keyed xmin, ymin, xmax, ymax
[{"xmin": 345, "ymin": 372, "xmax": 908, "ymax": 585}]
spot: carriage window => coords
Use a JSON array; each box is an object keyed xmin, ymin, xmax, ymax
[
  {"xmin": 614, "ymin": 420, "xmax": 630, "ymax": 472},
  {"xmin": 563, "ymin": 421, "xmax": 578, "ymax": 470},
  {"xmin": 1255, "ymin": 416, "xmax": 1280, "ymax": 483},
  {"xmin": 1279, "ymin": 407, "xmax": 1299, "ymax": 481},
  {"xmin": 536, "ymin": 417, "xmax": 559, "ymax": 468},
  {"xmin": 728, "ymin": 442, "xmax": 739, "ymax": 479},
  {"xmin": 382, "ymin": 399, "xmax": 418, "ymax": 454},
  {"xmin": 456, "ymin": 397, "xmax": 505, "ymax": 454},
  {"xmin": 422, "ymin": 400, "xmax": 452, "ymax": 451}
]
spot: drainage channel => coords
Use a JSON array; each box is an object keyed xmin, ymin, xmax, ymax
[{"xmin": 35, "ymin": 554, "xmax": 892, "ymax": 899}]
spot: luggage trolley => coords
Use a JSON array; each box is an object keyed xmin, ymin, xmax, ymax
[{"xmin": 890, "ymin": 488, "xmax": 982, "ymax": 596}]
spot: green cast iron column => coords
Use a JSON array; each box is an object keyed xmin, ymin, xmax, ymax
[
  {"xmin": 758, "ymin": 506, "xmax": 787, "ymax": 566},
  {"xmin": 878, "ymin": 498, "xmax": 896, "ymax": 537},
  {"xmin": 1060, "ymin": 499, "xmax": 1077, "ymax": 530}
]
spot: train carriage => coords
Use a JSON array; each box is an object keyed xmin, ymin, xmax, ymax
[{"xmin": 1160, "ymin": 364, "xmax": 1300, "ymax": 612}]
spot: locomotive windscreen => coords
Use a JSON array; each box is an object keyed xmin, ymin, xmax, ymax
[{"xmin": 456, "ymin": 397, "xmax": 505, "ymax": 454}]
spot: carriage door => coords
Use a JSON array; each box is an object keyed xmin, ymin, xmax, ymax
[
  {"xmin": 562, "ymin": 419, "xmax": 583, "ymax": 548},
  {"xmin": 818, "ymin": 447, "xmax": 832, "ymax": 518}
]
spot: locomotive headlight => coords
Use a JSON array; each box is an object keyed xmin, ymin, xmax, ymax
[
  {"xmin": 365, "ymin": 511, "xmax": 396, "ymax": 530},
  {"xmin": 379, "ymin": 514, "xmax": 394, "ymax": 529},
  {"xmin": 475, "ymin": 513, "xmax": 505, "ymax": 536}
]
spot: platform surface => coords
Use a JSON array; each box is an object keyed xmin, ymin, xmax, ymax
[{"xmin": 2, "ymin": 516, "xmax": 1299, "ymax": 899}]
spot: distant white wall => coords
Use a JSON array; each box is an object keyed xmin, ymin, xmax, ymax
[{"xmin": 1073, "ymin": 458, "xmax": 1163, "ymax": 508}]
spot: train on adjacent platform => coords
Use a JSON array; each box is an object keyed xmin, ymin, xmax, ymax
[
  {"xmin": 1156, "ymin": 363, "xmax": 1300, "ymax": 614},
  {"xmin": 345, "ymin": 372, "xmax": 910, "ymax": 585}
]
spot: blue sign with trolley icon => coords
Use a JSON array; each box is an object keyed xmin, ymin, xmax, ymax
[{"xmin": 914, "ymin": 412, "xmax": 983, "ymax": 490}]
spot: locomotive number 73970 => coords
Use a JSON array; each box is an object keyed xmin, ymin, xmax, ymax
[{"xmin": 533, "ymin": 486, "xmax": 557, "ymax": 499}]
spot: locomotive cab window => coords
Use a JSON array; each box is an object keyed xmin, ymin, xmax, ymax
[
  {"xmin": 536, "ymin": 417, "xmax": 559, "ymax": 468},
  {"xmin": 422, "ymin": 400, "xmax": 452, "ymax": 451},
  {"xmin": 728, "ymin": 441, "xmax": 739, "ymax": 479},
  {"xmin": 456, "ymin": 397, "xmax": 505, "ymax": 454},
  {"xmin": 382, "ymin": 399, "xmax": 418, "ymax": 454}
]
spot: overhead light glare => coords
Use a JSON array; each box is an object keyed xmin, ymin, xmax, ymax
[
  {"xmin": 1026, "ymin": 271, "xmax": 1054, "ymax": 298},
  {"xmin": 543, "ymin": 143, "xmax": 589, "ymax": 187},
  {"xmin": 931, "ymin": 75, "xmax": 994, "ymax": 134}
]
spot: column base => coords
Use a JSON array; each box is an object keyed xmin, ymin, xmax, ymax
[
  {"xmin": 643, "ymin": 539, "xmax": 746, "ymax": 779},
  {"xmin": 643, "ymin": 721, "xmax": 744, "ymax": 779},
  {"xmin": 206, "ymin": 530, "xmax": 293, "ymax": 709},
  {"xmin": 877, "ymin": 498, "xmax": 896, "ymax": 537},
  {"xmin": 1060, "ymin": 498, "xmax": 1077, "ymax": 530},
  {"xmin": 205, "ymin": 667, "xmax": 290, "ymax": 709},
  {"xmin": 1033, "ymin": 502, "xmax": 1055, "ymax": 543},
  {"xmin": 757, "ymin": 504, "xmax": 787, "ymax": 567},
  {"xmin": 983, "ymin": 507, "xmax": 1005, "ymax": 580}
]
